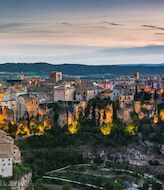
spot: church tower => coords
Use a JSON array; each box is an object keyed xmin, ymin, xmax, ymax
[{"xmin": 20, "ymin": 71, "xmax": 25, "ymax": 80}]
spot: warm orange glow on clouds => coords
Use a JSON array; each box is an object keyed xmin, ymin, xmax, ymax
[{"xmin": 0, "ymin": 0, "xmax": 164, "ymax": 64}]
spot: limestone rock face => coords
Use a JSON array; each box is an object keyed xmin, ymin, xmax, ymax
[
  {"xmin": 57, "ymin": 111, "xmax": 68, "ymax": 128},
  {"xmin": 108, "ymin": 143, "xmax": 164, "ymax": 166},
  {"xmin": 117, "ymin": 108, "xmax": 133, "ymax": 123},
  {"xmin": 10, "ymin": 172, "xmax": 32, "ymax": 190},
  {"xmin": 94, "ymin": 104, "xmax": 113, "ymax": 127},
  {"xmin": 25, "ymin": 98, "xmax": 39, "ymax": 117},
  {"xmin": 160, "ymin": 109, "xmax": 164, "ymax": 121},
  {"xmin": 67, "ymin": 111, "xmax": 75, "ymax": 126},
  {"xmin": 126, "ymin": 148, "xmax": 154, "ymax": 165},
  {"xmin": 105, "ymin": 104, "xmax": 113, "ymax": 124},
  {"xmin": 54, "ymin": 99, "xmax": 161, "ymax": 129},
  {"xmin": 56, "ymin": 101, "xmax": 87, "ymax": 128},
  {"xmin": 134, "ymin": 101, "xmax": 141, "ymax": 114},
  {"xmin": 142, "ymin": 103, "xmax": 152, "ymax": 111},
  {"xmin": 0, "ymin": 172, "xmax": 32, "ymax": 190},
  {"xmin": 99, "ymin": 109, "xmax": 104, "ymax": 126},
  {"xmin": 0, "ymin": 106, "xmax": 14, "ymax": 125}
]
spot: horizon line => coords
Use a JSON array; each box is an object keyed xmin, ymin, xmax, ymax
[{"xmin": 0, "ymin": 62, "xmax": 163, "ymax": 66}]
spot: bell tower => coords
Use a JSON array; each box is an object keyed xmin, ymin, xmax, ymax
[{"xmin": 20, "ymin": 71, "xmax": 25, "ymax": 80}]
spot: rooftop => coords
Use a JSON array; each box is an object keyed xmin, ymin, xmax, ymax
[{"xmin": 0, "ymin": 153, "xmax": 12, "ymax": 158}]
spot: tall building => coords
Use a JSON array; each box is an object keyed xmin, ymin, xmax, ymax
[
  {"xmin": 134, "ymin": 72, "xmax": 140, "ymax": 80},
  {"xmin": 20, "ymin": 71, "xmax": 25, "ymax": 80},
  {"xmin": 49, "ymin": 71, "xmax": 62, "ymax": 83}
]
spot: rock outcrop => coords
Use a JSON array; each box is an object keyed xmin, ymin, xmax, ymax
[{"xmin": 0, "ymin": 172, "xmax": 32, "ymax": 190}]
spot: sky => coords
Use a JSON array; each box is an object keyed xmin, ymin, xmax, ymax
[{"xmin": 0, "ymin": 0, "xmax": 164, "ymax": 65}]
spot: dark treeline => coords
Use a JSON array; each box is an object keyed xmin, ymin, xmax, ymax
[{"xmin": 0, "ymin": 63, "xmax": 164, "ymax": 75}]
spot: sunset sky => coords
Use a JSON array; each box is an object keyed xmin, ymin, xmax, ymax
[{"xmin": 0, "ymin": 0, "xmax": 164, "ymax": 65}]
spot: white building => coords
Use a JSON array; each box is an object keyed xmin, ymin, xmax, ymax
[{"xmin": 0, "ymin": 154, "xmax": 13, "ymax": 177}]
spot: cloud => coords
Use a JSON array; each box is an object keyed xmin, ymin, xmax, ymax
[
  {"xmin": 0, "ymin": 22, "xmax": 42, "ymax": 33},
  {"xmin": 0, "ymin": 23, "xmax": 25, "ymax": 32},
  {"xmin": 101, "ymin": 45, "xmax": 164, "ymax": 56},
  {"xmin": 0, "ymin": 23, "xmax": 23, "ymax": 29},
  {"xmin": 142, "ymin": 25, "xmax": 164, "ymax": 31},
  {"xmin": 154, "ymin": 33, "xmax": 164, "ymax": 35},
  {"xmin": 60, "ymin": 22, "xmax": 108, "ymax": 29},
  {"xmin": 102, "ymin": 21, "xmax": 124, "ymax": 26},
  {"xmin": 61, "ymin": 22, "xmax": 73, "ymax": 25}
]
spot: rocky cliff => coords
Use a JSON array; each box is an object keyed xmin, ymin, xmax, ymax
[{"xmin": 0, "ymin": 172, "xmax": 32, "ymax": 190}]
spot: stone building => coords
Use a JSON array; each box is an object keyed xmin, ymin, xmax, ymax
[
  {"xmin": 49, "ymin": 71, "xmax": 62, "ymax": 83},
  {"xmin": 54, "ymin": 84, "xmax": 75, "ymax": 102},
  {"xmin": 75, "ymin": 86, "xmax": 103, "ymax": 102},
  {"xmin": 0, "ymin": 130, "xmax": 21, "ymax": 163},
  {"xmin": 27, "ymin": 85, "xmax": 54, "ymax": 104},
  {"xmin": 0, "ymin": 154, "xmax": 13, "ymax": 177}
]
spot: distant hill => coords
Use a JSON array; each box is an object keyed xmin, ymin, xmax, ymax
[{"xmin": 0, "ymin": 63, "xmax": 163, "ymax": 76}]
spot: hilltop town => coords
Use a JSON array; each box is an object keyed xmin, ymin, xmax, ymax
[
  {"xmin": 1, "ymin": 0, "xmax": 164, "ymax": 189},
  {"xmin": 0, "ymin": 70, "xmax": 163, "ymax": 190},
  {"xmin": 0, "ymin": 71, "xmax": 163, "ymax": 136}
]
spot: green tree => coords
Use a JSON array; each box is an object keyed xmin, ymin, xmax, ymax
[
  {"xmin": 62, "ymin": 184, "xmax": 71, "ymax": 190},
  {"xmin": 8, "ymin": 123, "xmax": 18, "ymax": 137},
  {"xmin": 104, "ymin": 180, "xmax": 123, "ymax": 190},
  {"xmin": 152, "ymin": 181, "xmax": 162, "ymax": 190},
  {"xmin": 142, "ymin": 180, "xmax": 149, "ymax": 190}
]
